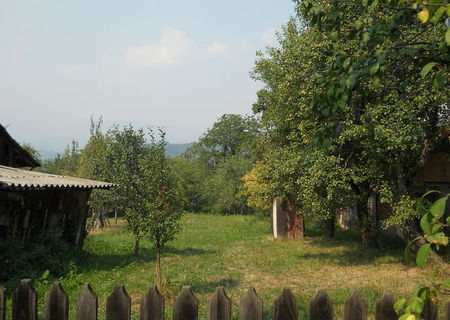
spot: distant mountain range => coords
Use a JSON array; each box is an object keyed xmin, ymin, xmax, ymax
[
  {"xmin": 36, "ymin": 143, "xmax": 193, "ymax": 160},
  {"xmin": 165, "ymin": 143, "xmax": 193, "ymax": 158}
]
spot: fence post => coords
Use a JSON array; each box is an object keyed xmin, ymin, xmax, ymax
[
  {"xmin": 273, "ymin": 288, "xmax": 298, "ymax": 320},
  {"xmin": 375, "ymin": 292, "xmax": 397, "ymax": 320},
  {"xmin": 140, "ymin": 286, "xmax": 164, "ymax": 320},
  {"xmin": 44, "ymin": 282, "xmax": 68, "ymax": 320},
  {"xmin": 344, "ymin": 290, "xmax": 367, "ymax": 320},
  {"xmin": 0, "ymin": 286, "xmax": 5, "ymax": 320},
  {"xmin": 12, "ymin": 279, "xmax": 37, "ymax": 320},
  {"xmin": 106, "ymin": 285, "xmax": 131, "ymax": 320},
  {"xmin": 446, "ymin": 302, "xmax": 450, "ymax": 320},
  {"xmin": 308, "ymin": 289, "xmax": 333, "ymax": 320},
  {"xmin": 239, "ymin": 287, "xmax": 263, "ymax": 320},
  {"xmin": 422, "ymin": 299, "xmax": 438, "ymax": 320},
  {"xmin": 77, "ymin": 283, "xmax": 98, "ymax": 320},
  {"xmin": 173, "ymin": 286, "xmax": 198, "ymax": 320},
  {"xmin": 207, "ymin": 286, "xmax": 231, "ymax": 320}
]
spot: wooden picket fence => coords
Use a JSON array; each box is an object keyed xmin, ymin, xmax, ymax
[{"xmin": 1, "ymin": 279, "xmax": 450, "ymax": 320}]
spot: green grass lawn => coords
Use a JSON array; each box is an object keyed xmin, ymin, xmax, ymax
[{"xmin": 5, "ymin": 214, "xmax": 450, "ymax": 319}]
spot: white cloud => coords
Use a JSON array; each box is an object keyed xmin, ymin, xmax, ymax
[
  {"xmin": 206, "ymin": 42, "xmax": 230, "ymax": 56},
  {"xmin": 125, "ymin": 27, "xmax": 193, "ymax": 68},
  {"xmin": 124, "ymin": 27, "xmax": 231, "ymax": 69},
  {"xmin": 261, "ymin": 28, "xmax": 277, "ymax": 45}
]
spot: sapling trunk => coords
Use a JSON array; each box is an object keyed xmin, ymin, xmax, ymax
[
  {"xmin": 156, "ymin": 247, "xmax": 162, "ymax": 290},
  {"xmin": 134, "ymin": 238, "xmax": 140, "ymax": 256}
]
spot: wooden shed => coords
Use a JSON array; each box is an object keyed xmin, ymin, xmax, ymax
[
  {"xmin": 0, "ymin": 124, "xmax": 40, "ymax": 168},
  {"xmin": 0, "ymin": 124, "xmax": 114, "ymax": 246}
]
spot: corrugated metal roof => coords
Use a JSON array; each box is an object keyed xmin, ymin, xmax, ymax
[{"xmin": 0, "ymin": 165, "xmax": 116, "ymax": 190}]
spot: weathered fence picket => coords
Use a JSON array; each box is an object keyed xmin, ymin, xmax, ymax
[
  {"xmin": 273, "ymin": 288, "xmax": 298, "ymax": 320},
  {"xmin": 12, "ymin": 279, "xmax": 37, "ymax": 320},
  {"xmin": 344, "ymin": 290, "xmax": 367, "ymax": 320},
  {"xmin": 44, "ymin": 282, "xmax": 68, "ymax": 320},
  {"xmin": 308, "ymin": 289, "xmax": 333, "ymax": 320},
  {"xmin": 0, "ymin": 286, "xmax": 6, "ymax": 320},
  {"xmin": 1, "ymin": 280, "xmax": 450, "ymax": 320},
  {"xmin": 76, "ymin": 283, "xmax": 98, "ymax": 320},
  {"xmin": 106, "ymin": 285, "xmax": 131, "ymax": 320},
  {"xmin": 239, "ymin": 287, "xmax": 263, "ymax": 320},
  {"xmin": 446, "ymin": 302, "xmax": 450, "ymax": 320},
  {"xmin": 140, "ymin": 286, "xmax": 164, "ymax": 320},
  {"xmin": 374, "ymin": 291, "xmax": 397, "ymax": 320},
  {"xmin": 207, "ymin": 286, "xmax": 231, "ymax": 320},
  {"xmin": 173, "ymin": 286, "xmax": 198, "ymax": 320},
  {"xmin": 423, "ymin": 299, "xmax": 439, "ymax": 320}
]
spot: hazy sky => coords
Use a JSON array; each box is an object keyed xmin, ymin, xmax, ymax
[{"xmin": 1, "ymin": 0, "xmax": 295, "ymax": 153}]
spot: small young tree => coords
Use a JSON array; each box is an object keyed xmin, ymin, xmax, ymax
[
  {"xmin": 134, "ymin": 130, "xmax": 182, "ymax": 288},
  {"xmin": 105, "ymin": 126, "xmax": 182, "ymax": 288}
]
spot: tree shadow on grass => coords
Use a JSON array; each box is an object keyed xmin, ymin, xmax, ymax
[
  {"xmin": 296, "ymin": 246, "xmax": 402, "ymax": 267},
  {"xmin": 297, "ymin": 229, "xmax": 405, "ymax": 267},
  {"xmin": 75, "ymin": 246, "xmax": 216, "ymax": 273},
  {"xmin": 174, "ymin": 278, "xmax": 241, "ymax": 295},
  {"xmin": 165, "ymin": 246, "xmax": 217, "ymax": 257},
  {"xmin": 304, "ymin": 227, "xmax": 405, "ymax": 251}
]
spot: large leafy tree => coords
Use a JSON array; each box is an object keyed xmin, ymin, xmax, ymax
[
  {"xmin": 186, "ymin": 114, "xmax": 261, "ymax": 168},
  {"xmin": 249, "ymin": 0, "xmax": 449, "ymax": 246}
]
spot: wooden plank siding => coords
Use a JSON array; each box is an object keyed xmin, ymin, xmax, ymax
[{"xmin": 0, "ymin": 189, "xmax": 92, "ymax": 246}]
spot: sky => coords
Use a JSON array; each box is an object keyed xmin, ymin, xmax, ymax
[{"xmin": 0, "ymin": 0, "xmax": 296, "ymax": 154}]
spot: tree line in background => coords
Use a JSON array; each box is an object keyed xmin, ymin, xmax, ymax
[{"xmin": 39, "ymin": 114, "xmax": 261, "ymax": 217}]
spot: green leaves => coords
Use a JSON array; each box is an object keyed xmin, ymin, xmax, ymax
[
  {"xmin": 433, "ymin": 71, "xmax": 445, "ymax": 88},
  {"xmin": 322, "ymin": 138, "xmax": 332, "ymax": 150},
  {"xmin": 420, "ymin": 62, "xmax": 437, "ymax": 77},
  {"xmin": 431, "ymin": 5, "xmax": 447, "ymax": 24},
  {"xmin": 404, "ymin": 236, "xmax": 421, "ymax": 263},
  {"xmin": 409, "ymin": 297, "xmax": 424, "ymax": 314},
  {"xmin": 416, "ymin": 243, "xmax": 431, "ymax": 267},
  {"xmin": 369, "ymin": 62, "xmax": 380, "ymax": 75},
  {"xmin": 394, "ymin": 298, "xmax": 407, "ymax": 314},
  {"xmin": 429, "ymin": 195, "xmax": 447, "ymax": 218},
  {"xmin": 346, "ymin": 73, "xmax": 358, "ymax": 89},
  {"xmin": 420, "ymin": 212, "xmax": 434, "ymax": 234},
  {"xmin": 411, "ymin": 194, "xmax": 450, "ymax": 268},
  {"xmin": 425, "ymin": 233, "xmax": 448, "ymax": 246}
]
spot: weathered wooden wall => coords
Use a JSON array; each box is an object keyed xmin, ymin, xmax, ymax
[
  {"xmin": 0, "ymin": 189, "xmax": 91, "ymax": 246},
  {"xmin": 2, "ymin": 280, "xmax": 450, "ymax": 320}
]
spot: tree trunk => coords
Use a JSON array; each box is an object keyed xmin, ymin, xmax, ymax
[
  {"xmin": 287, "ymin": 213, "xmax": 305, "ymax": 239},
  {"xmin": 326, "ymin": 216, "xmax": 335, "ymax": 237},
  {"xmin": 134, "ymin": 238, "xmax": 140, "ymax": 256},
  {"xmin": 114, "ymin": 210, "xmax": 118, "ymax": 224},
  {"xmin": 285, "ymin": 198, "xmax": 305, "ymax": 239},
  {"xmin": 156, "ymin": 248, "xmax": 162, "ymax": 290},
  {"xmin": 358, "ymin": 195, "xmax": 379, "ymax": 248}
]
